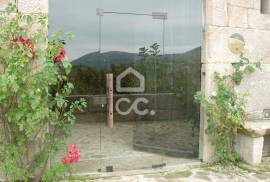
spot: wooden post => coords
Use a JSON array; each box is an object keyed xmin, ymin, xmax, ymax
[{"xmin": 106, "ymin": 73, "xmax": 113, "ymax": 128}]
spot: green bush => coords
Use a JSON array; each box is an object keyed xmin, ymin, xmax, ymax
[
  {"xmin": 194, "ymin": 54, "xmax": 261, "ymax": 163},
  {"xmin": 0, "ymin": 4, "xmax": 86, "ymax": 181}
]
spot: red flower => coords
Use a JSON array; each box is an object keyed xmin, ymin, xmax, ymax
[
  {"xmin": 14, "ymin": 35, "xmax": 33, "ymax": 48},
  {"xmin": 54, "ymin": 55, "xmax": 63, "ymax": 62},
  {"xmin": 23, "ymin": 39, "xmax": 33, "ymax": 48},
  {"xmin": 61, "ymin": 144, "xmax": 80, "ymax": 165},
  {"xmin": 60, "ymin": 49, "xmax": 66, "ymax": 56},
  {"xmin": 19, "ymin": 35, "xmax": 25, "ymax": 42},
  {"xmin": 31, "ymin": 51, "xmax": 36, "ymax": 59},
  {"xmin": 61, "ymin": 156, "xmax": 72, "ymax": 164},
  {"xmin": 54, "ymin": 49, "xmax": 66, "ymax": 62},
  {"xmin": 13, "ymin": 35, "xmax": 36, "ymax": 59}
]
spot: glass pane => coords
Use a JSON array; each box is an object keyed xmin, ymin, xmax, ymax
[
  {"xmin": 99, "ymin": 0, "xmax": 202, "ymax": 171},
  {"xmin": 49, "ymin": 0, "xmax": 103, "ymax": 173},
  {"xmin": 49, "ymin": 0, "xmax": 202, "ymax": 173}
]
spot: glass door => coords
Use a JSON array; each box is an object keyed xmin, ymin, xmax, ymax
[
  {"xmin": 98, "ymin": 4, "xmax": 165, "ymax": 171},
  {"xmin": 49, "ymin": 0, "xmax": 202, "ymax": 173},
  {"xmin": 97, "ymin": 0, "xmax": 202, "ymax": 171}
]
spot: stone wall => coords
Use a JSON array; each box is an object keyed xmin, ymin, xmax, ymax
[
  {"xmin": 0, "ymin": 0, "xmax": 47, "ymax": 13},
  {"xmin": 201, "ymin": 0, "xmax": 270, "ymax": 162}
]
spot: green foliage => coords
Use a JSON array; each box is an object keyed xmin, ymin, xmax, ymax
[
  {"xmin": 42, "ymin": 163, "xmax": 71, "ymax": 182},
  {"xmin": 0, "ymin": 4, "xmax": 86, "ymax": 181},
  {"xmin": 194, "ymin": 54, "xmax": 261, "ymax": 163}
]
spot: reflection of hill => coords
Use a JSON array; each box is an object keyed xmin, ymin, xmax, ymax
[
  {"xmin": 71, "ymin": 51, "xmax": 138, "ymax": 69},
  {"xmin": 69, "ymin": 46, "xmax": 201, "ymax": 123},
  {"xmin": 71, "ymin": 47, "xmax": 201, "ymax": 69}
]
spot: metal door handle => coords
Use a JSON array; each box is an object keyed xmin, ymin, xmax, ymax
[{"xmin": 106, "ymin": 73, "xmax": 113, "ymax": 128}]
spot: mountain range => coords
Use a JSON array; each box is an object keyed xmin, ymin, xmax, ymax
[{"xmin": 71, "ymin": 46, "xmax": 201, "ymax": 69}]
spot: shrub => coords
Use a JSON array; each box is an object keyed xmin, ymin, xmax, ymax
[
  {"xmin": 0, "ymin": 4, "xmax": 86, "ymax": 181},
  {"xmin": 194, "ymin": 54, "xmax": 261, "ymax": 163}
]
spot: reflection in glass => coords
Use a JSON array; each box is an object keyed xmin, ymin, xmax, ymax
[{"xmin": 50, "ymin": 0, "xmax": 202, "ymax": 173}]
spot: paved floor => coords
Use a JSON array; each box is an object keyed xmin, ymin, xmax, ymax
[
  {"xmin": 55, "ymin": 114, "xmax": 199, "ymax": 173},
  {"xmin": 69, "ymin": 164, "xmax": 270, "ymax": 182},
  {"xmin": 95, "ymin": 169, "xmax": 270, "ymax": 182}
]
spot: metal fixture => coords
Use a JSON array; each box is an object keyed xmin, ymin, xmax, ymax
[
  {"xmin": 228, "ymin": 33, "xmax": 245, "ymax": 54},
  {"xmin": 263, "ymin": 109, "xmax": 270, "ymax": 119},
  {"xmin": 96, "ymin": 8, "xmax": 168, "ymax": 55}
]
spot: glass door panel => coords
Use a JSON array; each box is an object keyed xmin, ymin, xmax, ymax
[
  {"xmin": 50, "ymin": 0, "xmax": 202, "ymax": 173},
  {"xmin": 99, "ymin": 6, "xmax": 164, "ymax": 171},
  {"xmin": 49, "ymin": 0, "xmax": 104, "ymax": 173},
  {"xmin": 98, "ymin": 0, "xmax": 202, "ymax": 171}
]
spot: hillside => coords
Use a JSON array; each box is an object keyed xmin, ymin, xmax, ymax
[{"xmin": 71, "ymin": 47, "xmax": 201, "ymax": 69}]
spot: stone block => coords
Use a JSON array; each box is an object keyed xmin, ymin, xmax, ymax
[
  {"xmin": 18, "ymin": 0, "xmax": 48, "ymax": 13},
  {"xmin": 241, "ymin": 121, "xmax": 270, "ymax": 137},
  {"xmin": 205, "ymin": 0, "xmax": 228, "ymax": 26},
  {"xmin": 235, "ymin": 64, "xmax": 270, "ymax": 119},
  {"xmin": 0, "ymin": 0, "xmax": 14, "ymax": 11},
  {"xmin": 204, "ymin": 26, "xmax": 240, "ymax": 63},
  {"xmin": 254, "ymin": 0, "xmax": 261, "ymax": 9},
  {"xmin": 201, "ymin": 63, "xmax": 232, "ymax": 96},
  {"xmin": 228, "ymin": 0, "xmax": 254, "ymax": 8},
  {"xmin": 236, "ymin": 133, "xmax": 264, "ymax": 165},
  {"xmin": 205, "ymin": 26, "xmax": 270, "ymax": 63},
  {"xmin": 248, "ymin": 9, "xmax": 270, "ymax": 30},
  {"xmin": 228, "ymin": 5, "xmax": 248, "ymax": 28},
  {"xmin": 39, "ymin": 0, "xmax": 48, "ymax": 13}
]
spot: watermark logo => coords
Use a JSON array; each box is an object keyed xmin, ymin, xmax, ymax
[
  {"xmin": 116, "ymin": 67, "xmax": 145, "ymax": 93},
  {"xmin": 115, "ymin": 67, "xmax": 155, "ymax": 116}
]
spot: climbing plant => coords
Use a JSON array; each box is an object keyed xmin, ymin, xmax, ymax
[
  {"xmin": 194, "ymin": 54, "xmax": 261, "ymax": 163},
  {"xmin": 0, "ymin": 4, "xmax": 86, "ymax": 181}
]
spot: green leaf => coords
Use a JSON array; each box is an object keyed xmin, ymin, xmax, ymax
[
  {"xmin": 255, "ymin": 61, "xmax": 262, "ymax": 71},
  {"xmin": 61, "ymin": 59, "xmax": 72, "ymax": 75},
  {"xmin": 244, "ymin": 65, "xmax": 255, "ymax": 75}
]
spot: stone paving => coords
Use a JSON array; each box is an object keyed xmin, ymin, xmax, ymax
[
  {"xmin": 94, "ymin": 169, "xmax": 270, "ymax": 182},
  {"xmin": 68, "ymin": 162, "xmax": 270, "ymax": 182},
  {"xmin": 90, "ymin": 170, "xmax": 270, "ymax": 182},
  {"xmin": 56, "ymin": 114, "xmax": 199, "ymax": 172}
]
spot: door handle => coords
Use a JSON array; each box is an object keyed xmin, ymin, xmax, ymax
[{"xmin": 106, "ymin": 73, "xmax": 113, "ymax": 128}]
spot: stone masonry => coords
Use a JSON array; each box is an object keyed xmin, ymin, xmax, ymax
[{"xmin": 202, "ymin": 0, "xmax": 270, "ymax": 163}]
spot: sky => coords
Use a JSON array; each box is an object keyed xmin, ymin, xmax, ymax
[{"xmin": 49, "ymin": 0, "xmax": 202, "ymax": 60}]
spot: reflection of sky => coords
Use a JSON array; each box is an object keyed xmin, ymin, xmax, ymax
[{"xmin": 49, "ymin": 0, "xmax": 202, "ymax": 60}]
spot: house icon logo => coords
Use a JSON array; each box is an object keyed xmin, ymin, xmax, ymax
[
  {"xmin": 116, "ymin": 67, "xmax": 145, "ymax": 93},
  {"xmin": 115, "ymin": 67, "xmax": 155, "ymax": 116}
]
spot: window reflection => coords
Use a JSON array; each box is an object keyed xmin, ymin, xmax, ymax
[{"xmin": 49, "ymin": 0, "xmax": 202, "ymax": 171}]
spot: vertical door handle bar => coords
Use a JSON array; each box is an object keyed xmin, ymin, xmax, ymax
[{"xmin": 106, "ymin": 73, "xmax": 114, "ymax": 128}]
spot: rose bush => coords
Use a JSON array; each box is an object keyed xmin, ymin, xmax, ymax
[
  {"xmin": 61, "ymin": 144, "xmax": 80, "ymax": 165},
  {"xmin": 0, "ymin": 4, "xmax": 86, "ymax": 182}
]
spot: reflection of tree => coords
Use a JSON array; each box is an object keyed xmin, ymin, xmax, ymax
[
  {"xmin": 68, "ymin": 43, "xmax": 200, "ymax": 122},
  {"xmin": 69, "ymin": 65, "xmax": 107, "ymax": 94}
]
